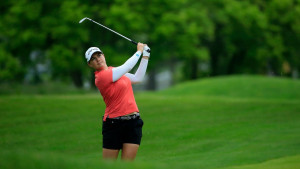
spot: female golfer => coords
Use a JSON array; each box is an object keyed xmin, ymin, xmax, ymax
[{"xmin": 85, "ymin": 43, "xmax": 150, "ymax": 161}]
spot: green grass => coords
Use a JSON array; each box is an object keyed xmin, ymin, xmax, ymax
[
  {"xmin": 0, "ymin": 82, "xmax": 94, "ymax": 95},
  {"xmin": 0, "ymin": 75, "xmax": 299, "ymax": 169},
  {"xmin": 224, "ymin": 155, "xmax": 300, "ymax": 169}
]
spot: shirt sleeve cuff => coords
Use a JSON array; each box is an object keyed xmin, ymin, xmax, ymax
[{"xmin": 136, "ymin": 51, "xmax": 142, "ymax": 56}]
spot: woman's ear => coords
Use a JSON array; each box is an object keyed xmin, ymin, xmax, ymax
[{"xmin": 87, "ymin": 61, "xmax": 92, "ymax": 68}]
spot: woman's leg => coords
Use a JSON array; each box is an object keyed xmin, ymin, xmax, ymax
[
  {"xmin": 121, "ymin": 143, "xmax": 139, "ymax": 161},
  {"xmin": 103, "ymin": 148, "xmax": 120, "ymax": 160}
]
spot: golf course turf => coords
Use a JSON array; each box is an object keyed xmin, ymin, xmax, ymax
[{"xmin": 0, "ymin": 75, "xmax": 299, "ymax": 168}]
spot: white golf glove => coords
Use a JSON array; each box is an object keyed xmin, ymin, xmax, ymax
[{"xmin": 143, "ymin": 45, "xmax": 150, "ymax": 57}]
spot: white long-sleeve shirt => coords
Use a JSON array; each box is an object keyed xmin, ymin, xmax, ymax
[{"xmin": 112, "ymin": 51, "xmax": 149, "ymax": 84}]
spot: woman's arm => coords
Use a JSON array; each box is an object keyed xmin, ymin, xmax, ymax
[
  {"xmin": 112, "ymin": 43, "xmax": 144, "ymax": 82},
  {"xmin": 125, "ymin": 56, "xmax": 149, "ymax": 84}
]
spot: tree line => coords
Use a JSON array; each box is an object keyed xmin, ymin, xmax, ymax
[{"xmin": 1, "ymin": 0, "xmax": 299, "ymax": 89}]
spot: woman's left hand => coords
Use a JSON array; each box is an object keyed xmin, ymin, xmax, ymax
[
  {"xmin": 143, "ymin": 45, "xmax": 150, "ymax": 59},
  {"xmin": 137, "ymin": 43, "xmax": 145, "ymax": 53}
]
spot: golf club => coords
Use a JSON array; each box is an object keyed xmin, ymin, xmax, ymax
[{"xmin": 79, "ymin": 17, "xmax": 150, "ymax": 53}]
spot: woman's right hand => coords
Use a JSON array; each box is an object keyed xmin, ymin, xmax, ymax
[{"xmin": 137, "ymin": 43, "xmax": 145, "ymax": 53}]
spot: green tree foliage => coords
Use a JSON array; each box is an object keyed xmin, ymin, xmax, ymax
[
  {"xmin": 208, "ymin": 0, "xmax": 300, "ymax": 76},
  {"xmin": 0, "ymin": 0, "xmax": 299, "ymax": 88},
  {"xmin": 45, "ymin": 0, "xmax": 90, "ymax": 87},
  {"xmin": 1, "ymin": 0, "xmax": 92, "ymax": 87},
  {"xmin": 0, "ymin": 47, "xmax": 23, "ymax": 82},
  {"xmin": 264, "ymin": 0, "xmax": 300, "ymax": 75},
  {"xmin": 208, "ymin": 0, "xmax": 269, "ymax": 75}
]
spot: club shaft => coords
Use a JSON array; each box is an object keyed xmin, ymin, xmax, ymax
[
  {"xmin": 79, "ymin": 17, "xmax": 150, "ymax": 53},
  {"xmin": 85, "ymin": 18, "xmax": 136, "ymax": 44}
]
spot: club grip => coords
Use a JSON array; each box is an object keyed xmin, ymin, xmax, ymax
[
  {"xmin": 131, "ymin": 40, "xmax": 138, "ymax": 45},
  {"xmin": 131, "ymin": 40, "xmax": 151, "ymax": 53}
]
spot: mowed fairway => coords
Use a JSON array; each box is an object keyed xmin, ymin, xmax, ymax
[{"xmin": 0, "ymin": 76, "xmax": 299, "ymax": 169}]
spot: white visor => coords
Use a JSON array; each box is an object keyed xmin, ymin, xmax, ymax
[{"xmin": 85, "ymin": 47, "xmax": 102, "ymax": 62}]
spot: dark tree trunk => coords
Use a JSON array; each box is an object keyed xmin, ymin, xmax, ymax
[
  {"xmin": 209, "ymin": 23, "xmax": 223, "ymax": 76},
  {"xmin": 228, "ymin": 51, "xmax": 245, "ymax": 74},
  {"xmin": 169, "ymin": 58, "xmax": 176, "ymax": 85},
  {"xmin": 210, "ymin": 51, "xmax": 218, "ymax": 76},
  {"xmin": 190, "ymin": 56, "xmax": 198, "ymax": 80},
  {"xmin": 146, "ymin": 69, "xmax": 157, "ymax": 90},
  {"xmin": 90, "ymin": 70, "xmax": 96, "ymax": 89},
  {"xmin": 71, "ymin": 70, "xmax": 83, "ymax": 88},
  {"xmin": 33, "ymin": 69, "xmax": 42, "ymax": 84}
]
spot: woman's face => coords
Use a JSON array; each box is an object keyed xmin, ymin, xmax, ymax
[{"xmin": 88, "ymin": 52, "xmax": 107, "ymax": 70}]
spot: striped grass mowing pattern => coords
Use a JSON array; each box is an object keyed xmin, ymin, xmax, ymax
[{"xmin": 0, "ymin": 76, "xmax": 299, "ymax": 169}]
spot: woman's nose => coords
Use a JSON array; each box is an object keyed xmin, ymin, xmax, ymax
[{"xmin": 96, "ymin": 57, "xmax": 101, "ymax": 62}]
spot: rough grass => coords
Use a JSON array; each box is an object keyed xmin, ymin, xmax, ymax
[{"xmin": 0, "ymin": 75, "xmax": 299, "ymax": 169}]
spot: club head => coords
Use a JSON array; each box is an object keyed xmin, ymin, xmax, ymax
[{"xmin": 79, "ymin": 17, "xmax": 87, "ymax": 24}]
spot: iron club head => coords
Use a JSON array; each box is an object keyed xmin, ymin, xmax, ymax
[
  {"xmin": 79, "ymin": 17, "xmax": 87, "ymax": 24},
  {"xmin": 78, "ymin": 17, "xmax": 150, "ymax": 53}
]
